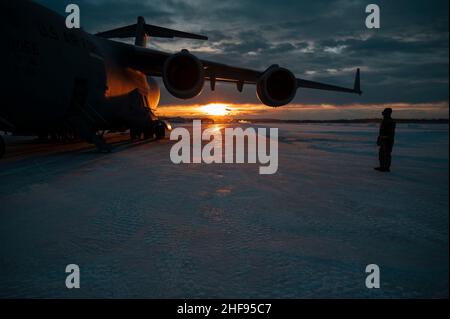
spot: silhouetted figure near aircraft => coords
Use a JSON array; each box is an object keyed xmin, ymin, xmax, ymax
[
  {"xmin": 375, "ymin": 108, "xmax": 396, "ymax": 172},
  {"xmin": 0, "ymin": 135, "xmax": 4, "ymax": 159}
]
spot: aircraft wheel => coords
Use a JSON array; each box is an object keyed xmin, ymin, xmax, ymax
[
  {"xmin": 143, "ymin": 127, "xmax": 154, "ymax": 140},
  {"xmin": 130, "ymin": 128, "xmax": 141, "ymax": 140},
  {"xmin": 155, "ymin": 122, "xmax": 166, "ymax": 140},
  {"xmin": 0, "ymin": 136, "xmax": 5, "ymax": 159}
]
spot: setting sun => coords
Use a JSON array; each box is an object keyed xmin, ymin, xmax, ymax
[{"xmin": 200, "ymin": 103, "xmax": 231, "ymax": 116}]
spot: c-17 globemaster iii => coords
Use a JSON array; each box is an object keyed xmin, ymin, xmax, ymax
[{"xmin": 0, "ymin": 0, "xmax": 362, "ymax": 158}]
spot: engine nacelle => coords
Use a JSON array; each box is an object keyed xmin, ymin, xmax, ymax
[
  {"xmin": 163, "ymin": 50, "xmax": 205, "ymax": 99},
  {"xmin": 257, "ymin": 66, "xmax": 297, "ymax": 107}
]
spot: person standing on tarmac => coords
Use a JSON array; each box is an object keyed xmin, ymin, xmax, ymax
[
  {"xmin": 375, "ymin": 108, "xmax": 396, "ymax": 172},
  {"xmin": 0, "ymin": 135, "xmax": 5, "ymax": 159}
]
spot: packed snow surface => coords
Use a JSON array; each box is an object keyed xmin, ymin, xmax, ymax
[{"xmin": 0, "ymin": 123, "xmax": 448, "ymax": 298}]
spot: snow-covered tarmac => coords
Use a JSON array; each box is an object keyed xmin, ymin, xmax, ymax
[{"xmin": 0, "ymin": 123, "xmax": 448, "ymax": 298}]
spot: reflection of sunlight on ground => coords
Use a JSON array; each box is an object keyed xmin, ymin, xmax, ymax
[
  {"xmin": 209, "ymin": 124, "xmax": 224, "ymax": 133},
  {"xmin": 200, "ymin": 124, "xmax": 225, "ymax": 163}
]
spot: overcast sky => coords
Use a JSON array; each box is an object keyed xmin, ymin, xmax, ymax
[{"xmin": 36, "ymin": 0, "xmax": 449, "ymax": 119}]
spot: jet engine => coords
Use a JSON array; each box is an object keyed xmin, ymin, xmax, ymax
[
  {"xmin": 163, "ymin": 50, "xmax": 205, "ymax": 99},
  {"xmin": 257, "ymin": 66, "xmax": 298, "ymax": 107}
]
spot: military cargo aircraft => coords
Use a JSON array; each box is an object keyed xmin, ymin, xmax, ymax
[{"xmin": 0, "ymin": 0, "xmax": 362, "ymax": 158}]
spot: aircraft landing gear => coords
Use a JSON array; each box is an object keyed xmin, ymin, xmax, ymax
[
  {"xmin": 155, "ymin": 121, "xmax": 166, "ymax": 140},
  {"xmin": 143, "ymin": 127, "xmax": 154, "ymax": 140},
  {"xmin": 67, "ymin": 115, "xmax": 111, "ymax": 153},
  {"xmin": 0, "ymin": 135, "xmax": 5, "ymax": 159},
  {"xmin": 130, "ymin": 128, "xmax": 141, "ymax": 140},
  {"xmin": 92, "ymin": 134, "xmax": 112, "ymax": 153},
  {"xmin": 130, "ymin": 121, "xmax": 167, "ymax": 141},
  {"xmin": 130, "ymin": 127, "xmax": 155, "ymax": 140}
]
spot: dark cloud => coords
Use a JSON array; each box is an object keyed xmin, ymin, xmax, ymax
[{"xmin": 35, "ymin": 0, "xmax": 448, "ymax": 108}]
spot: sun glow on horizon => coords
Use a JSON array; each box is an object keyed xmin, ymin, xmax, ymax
[
  {"xmin": 156, "ymin": 101, "xmax": 449, "ymax": 120},
  {"xmin": 200, "ymin": 103, "xmax": 232, "ymax": 116}
]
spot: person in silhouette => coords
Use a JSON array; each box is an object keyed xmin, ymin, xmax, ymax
[
  {"xmin": 0, "ymin": 135, "xmax": 4, "ymax": 159},
  {"xmin": 375, "ymin": 108, "xmax": 396, "ymax": 172}
]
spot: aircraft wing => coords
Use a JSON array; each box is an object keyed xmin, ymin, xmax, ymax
[
  {"xmin": 125, "ymin": 46, "xmax": 260, "ymax": 84},
  {"xmin": 119, "ymin": 44, "xmax": 362, "ymax": 95},
  {"xmin": 203, "ymin": 60, "xmax": 361, "ymax": 95},
  {"xmin": 297, "ymin": 69, "xmax": 361, "ymax": 94}
]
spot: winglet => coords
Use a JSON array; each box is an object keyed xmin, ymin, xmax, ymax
[{"xmin": 354, "ymin": 68, "xmax": 362, "ymax": 95}]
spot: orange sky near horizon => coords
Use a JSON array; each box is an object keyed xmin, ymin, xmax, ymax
[{"xmin": 156, "ymin": 102, "xmax": 450, "ymax": 120}]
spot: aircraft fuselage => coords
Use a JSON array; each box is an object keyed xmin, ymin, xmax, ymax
[{"xmin": 0, "ymin": 0, "xmax": 160, "ymax": 136}]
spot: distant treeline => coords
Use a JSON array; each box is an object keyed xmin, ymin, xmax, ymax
[
  {"xmin": 161, "ymin": 117, "xmax": 449, "ymax": 125},
  {"xmin": 236, "ymin": 119, "xmax": 450, "ymax": 124}
]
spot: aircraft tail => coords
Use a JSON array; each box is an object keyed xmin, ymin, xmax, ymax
[
  {"xmin": 354, "ymin": 68, "xmax": 362, "ymax": 95},
  {"xmin": 96, "ymin": 17, "xmax": 208, "ymax": 47}
]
